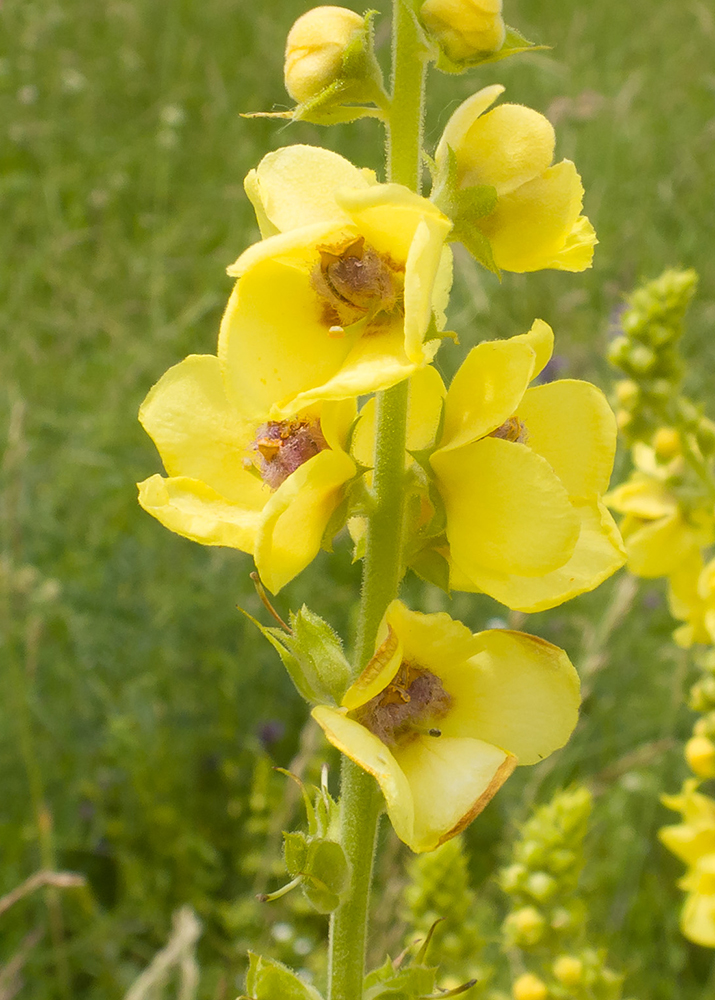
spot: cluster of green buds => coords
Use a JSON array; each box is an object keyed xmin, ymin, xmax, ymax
[
  {"xmin": 608, "ymin": 268, "xmax": 714, "ymax": 453},
  {"xmin": 401, "ymin": 835, "xmax": 491, "ymax": 989},
  {"xmin": 499, "ymin": 788, "xmax": 632, "ymax": 1000}
]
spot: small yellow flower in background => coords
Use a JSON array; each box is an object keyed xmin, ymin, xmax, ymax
[
  {"xmin": 435, "ymin": 85, "xmax": 597, "ymax": 273},
  {"xmin": 606, "ymin": 443, "xmax": 714, "ymax": 578},
  {"xmin": 136, "ymin": 354, "xmax": 356, "ymax": 593},
  {"xmin": 312, "ymin": 600, "xmax": 580, "ymax": 853},
  {"xmin": 284, "ymin": 6, "xmax": 364, "ymax": 103},
  {"xmin": 685, "ymin": 736, "xmax": 715, "ymax": 780},
  {"xmin": 660, "ymin": 781, "xmax": 715, "ymax": 947},
  {"xmin": 512, "ymin": 972, "xmax": 549, "ymax": 1000},
  {"xmin": 221, "ymin": 145, "xmax": 452, "ymax": 419},
  {"xmin": 419, "ymin": 0, "xmax": 505, "ymax": 63},
  {"xmin": 352, "ymin": 320, "xmax": 625, "ymax": 612},
  {"xmin": 552, "ymin": 955, "xmax": 584, "ymax": 986},
  {"xmin": 668, "ymin": 551, "xmax": 715, "ymax": 648}
]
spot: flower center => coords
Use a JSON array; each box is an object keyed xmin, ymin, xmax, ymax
[
  {"xmin": 249, "ymin": 418, "xmax": 328, "ymax": 490},
  {"xmin": 312, "ymin": 236, "xmax": 403, "ymax": 328},
  {"xmin": 490, "ymin": 416, "xmax": 528, "ymax": 443},
  {"xmin": 354, "ymin": 660, "xmax": 452, "ymax": 747}
]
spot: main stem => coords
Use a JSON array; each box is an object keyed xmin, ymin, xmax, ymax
[{"xmin": 326, "ymin": 6, "xmax": 427, "ymax": 1000}]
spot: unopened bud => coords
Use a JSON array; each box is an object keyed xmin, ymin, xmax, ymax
[
  {"xmin": 504, "ymin": 906, "xmax": 546, "ymax": 947},
  {"xmin": 284, "ymin": 6, "xmax": 364, "ymax": 103},
  {"xmin": 552, "ymin": 955, "xmax": 584, "ymax": 986},
  {"xmin": 525, "ymin": 871, "xmax": 558, "ymax": 902},
  {"xmin": 513, "ymin": 972, "xmax": 548, "ymax": 1000},
  {"xmin": 686, "ymin": 735, "xmax": 715, "ymax": 778},
  {"xmin": 615, "ymin": 380, "xmax": 639, "ymax": 409},
  {"xmin": 420, "ymin": 0, "xmax": 505, "ymax": 63},
  {"xmin": 653, "ymin": 427, "xmax": 680, "ymax": 461}
]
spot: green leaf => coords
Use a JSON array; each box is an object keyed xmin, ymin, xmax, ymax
[
  {"xmin": 246, "ymin": 953, "xmax": 325, "ymax": 1000},
  {"xmin": 283, "ymin": 831, "xmax": 309, "ymax": 879},
  {"xmin": 363, "ymin": 963, "xmax": 437, "ymax": 1000}
]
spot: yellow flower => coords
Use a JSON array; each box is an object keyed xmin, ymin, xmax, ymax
[
  {"xmin": 284, "ymin": 6, "xmax": 364, "ymax": 103},
  {"xmin": 668, "ymin": 551, "xmax": 715, "ymax": 648},
  {"xmin": 352, "ymin": 320, "xmax": 625, "ymax": 612},
  {"xmin": 220, "ymin": 145, "xmax": 453, "ymax": 419},
  {"xmin": 512, "ymin": 972, "xmax": 549, "ymax": 1000},
  {"xmin": 312, "ymin": 600, "xmax": 580, "ymax": 853},
  {"xmin": 419, "ymin": 0, "xmax": 505, "ymax": 63},
  {"xmin": 435, "ymin": 85, "xmax": 597, "ymax": 272},
  {"xmin": 606, "ymin": 444, "xmax": 714, "ymax": 578},
  {"xmin": 136, "ymin": 354, "xmax": 356, "ymax": 593},
  {"xmin": 660, "ymin": 782, "xmax": 715, "ymax": 947}
]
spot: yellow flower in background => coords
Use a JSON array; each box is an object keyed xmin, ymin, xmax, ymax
[
  {"xmin": 137, "ymin": 354, "xmax": 356, "ymax": 593},
  {"xmin": 284, "ymin": 6, "xmax": 364, "ymax": 103},
  {"xmin": 312, "ymin": 600, "xmax": 580, "ymax": 853},
  {"xmin": 669, "ymin": 551, "xmax": 715, "ymax": 648},
  {"xmin": 606, "ymin": 443, "xmax": 714, "ymax": 578},
  {"xmin": 435, "ymin": 85, "xmax": 597, "ymax": 273},
  {"xmin": 419, "ymin": 0, "xmax": 505, "ymax": 63},
  {"xmin": 220, "ymin": 145, "xmax": 452, "ymax": 420},
  {"xmin": 660, "ymin": 781, "xmax": 715, "ymax": 947},
  {"xmin": 352, "ymin": 320, "xmax": 625, "ymax": 612}
]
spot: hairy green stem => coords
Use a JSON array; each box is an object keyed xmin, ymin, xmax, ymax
[{"xmin": 326, "ymin": 5, "xmax": 428, "ymax": 999}]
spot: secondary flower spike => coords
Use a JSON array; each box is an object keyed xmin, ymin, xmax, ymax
[
  {"xmin": 220, "ymin": 145, "xmax": 453, "ymax": 419},
  {"xmin": 136, "ymin": 354, "xmax": 356, "ymax": 593},
  {"xmin": 352, "ymin": 320, "xmax": 625, "ymax": 612},
  {"xmin": 313, "ymin": 601, "xmax": 580, "ymax": 853},
  {"xmin": 434, "ymin": 85, "xmax": 597, "ymax": 273}
]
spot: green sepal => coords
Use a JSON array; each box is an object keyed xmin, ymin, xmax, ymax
[
  {"xmin": 363, "ymin": 957, "xmax": 437, "ymax": 1000},
  {"xmin": 431, "ymin": 147, "xmax": 500, "ymax": 275},
  {"xmin": 283, "ymin": 830, "xmax": 309, "ymax": 877},
  {"xmin": 321, "ymin": 472, "xmax": 375, "ymax": 552},
  {"xmin": 244, "ymin": 953, "xmax": 325, "ymax": 1000},
  {"xmin": 432, "ymin": 24, "xmax": 548, "ymax": 74},
  {"xmin": 240, "ymin": 605, "xmax": 350, "ymax": 705},
  {"xmin": 409, "ymin": 545, "xmax": 451, "ymax": 594},
  {"xmin": 302, "ymin": 839, "xmax": 350, "ymax": 913}
]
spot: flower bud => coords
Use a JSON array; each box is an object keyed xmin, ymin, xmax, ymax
[
  {"xmin": 504, "ymin": 906, "xmax": 546, "ymax": 947},
  {"xmin": 284, "ymin": 6, "xmax": 364, "ymax": 103},
  {"xmin": 685, "ymin": 735, "xmax": 715, "ymax": 778},
  {"xmin": 552, "ymin": 955, "xmax": 584, "ymax": 986},
  {"xmin": 420, "ymin": 0, "xmax": 505, "ymax": 63},
  {"xmin": 615, "ymin": 379, "xmax": 639, "ymax": 409},
  {"xmin": 513, "ymin": 972, "xmax": 548, "ymax": 1000},
  {"xmin": 526, "ymin": 871, "xmax": 558, "ymax": 902},
  {"xmin": 653, "ymin": 427, "xmax": 680, "ymax": 461}
]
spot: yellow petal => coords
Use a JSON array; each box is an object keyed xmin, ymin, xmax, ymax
[
  {"xmin": 454, "ymin": 103, "xmax": 555, "ymax": 194},
  {"xmin": 605, "ymin": 476, "xmax": 678, "ymax": 519},
  {"xmin": 404, "ymin": 216, "xmax": 454, "ymax": 362},
  {"xmin": 659, "ymin": 825, "xmax": 715, "ymax": 868},
  {"xmin": 669, "ymin": 550, "xmax": 705, "ymax": 621},
  {"xmin": 341, "ymin": 626, "xmax": 404, "ymax": 710},
  {"xmin": 336, "ymin": 183, "xmax": 451, "ymax": 263},
  {"xmin": 137, "ymin": 474, "xmax": 262, "ymax": 551},
  {"xmin": 480, "ymin": 161, "xmax": 593, "ymax": 273},
  {"xmin": 432, "ymin": 245, "xmax": 454, "ymax": 333},
  {"xmin": 386, "ymin": 599, "xmax": 478, "ymax": 666},
  {"xmin": 431, "ymin": 436, "xmax": 580, "ymax": 577},
  {"xmin": 437, "ymin": 337, "xmax": 536, "ymax": 452},
  {"xmin": 435, "ymin": 85, "xmax": 505, "ymax": 173},
  {"xmin": 548, "ymin": 214, "xmax": 598, "ymax": 271},
  {"xmin": 394, "ymin": 736, "xmax": 516, "ymax": 852},
  {"xmin": 435, "ymin": 629, "xmax": 580, "ymax": 764},
  {"xmin": 227, "ymin": 219, "xmax": 343, "ymax": 277},
  {"xmin": 244, "ymin": 145, "xmax": 375, "ymax": 234},
  {"xmin": 507, "ymin": 318, "xmax": 554, "ymax": 379},
  {"xmin": 516, "ymin": 380, "xmax": 617, "ymax": 497},
  {"xmin": 319, "ymin": 398, "xmax": 357, "ymax": 453},
  {"xmin": 312, "ymin": 705, "xmax": 416, "ymax": 847},
  {"xmin": 255, "ymin": 450, "xmax": 355, "ymax": 593},
  {"xmin": 218, "ymin": 259, "xmax": 357, "ymax": 419},
  {"xmin": 449, "ymin": 499, "xmax": 625, "ymax": 613},
  {"xmin": 138, "ymin": 354, "xmax": 264, "ymax": 504},
  {"xmin": 623, "ymin": 511, "xmax": 700, "ymax": 578},
  {"xmin": 682, "ymin": 888, "xmax": 715, "ymax": 947}
]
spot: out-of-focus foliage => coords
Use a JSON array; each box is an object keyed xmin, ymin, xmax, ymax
[{"xmin": 2, "ymin": 0, "xmax": 715, "ymax": 996}]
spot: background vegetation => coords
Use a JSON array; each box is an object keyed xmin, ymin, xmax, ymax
[{"xmin": 1, "ymin": 0, "xmax": 714, "ymax": 995}]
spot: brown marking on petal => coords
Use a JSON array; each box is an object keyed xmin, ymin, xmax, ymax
[
  {"xmin": 355, "ymin": 660, "xmax": 453, "ymax": 747},
  {"xmin": 311, "ymin": 235, "xmax": 404, "ymax": 328},
  {"xmin": 436, "ymin": 753, "xmax": 518, "ymax": 847},
  {"xmin": 490, "ymin": 416, "xmax": 528, "ymax": 443},
  {"xmin": 250, "ymin": 418, "xmax": 328, "ymax": 490}
]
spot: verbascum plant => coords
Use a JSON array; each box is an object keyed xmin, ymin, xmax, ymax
[{"xmin": 135, "ymin": 3, "xmax": 625, "ymax": 997}]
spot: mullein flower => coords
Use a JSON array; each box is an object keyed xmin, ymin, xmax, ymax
[
  {"xmin": 221, "ymin": 145, "xmax": 452, "ymax": 419},
  {"xmin": 660, "ymin": 781, "xmax": 715, "ymax": 947},
  {"xmin": 668, "ymin": 551, "xmax": 715, "ymax": 648},
  {"xmin": 284, "ymin": 6, "xmax": 364, "ymax": 103},
  {"xmin": 136, "ymin": 354, "xmax": 356, "ymax": 593},
  {"xmin": 352, "ymin": 320, "xmax": 625, "ymax": 612},
  {"xmin": 434, "ymin": 85, "xmax": 596, "ymax": 272},
  {"xmin": 606, "ymin": 443, "xmax": 714, "ymax": 578},
  {"xmin": 419, "ymin": 0, "xmax": 505, "ymax": 63},
  {"xmin": 312, "ymin": 600, "xmax": 580, "ymax": 852}
]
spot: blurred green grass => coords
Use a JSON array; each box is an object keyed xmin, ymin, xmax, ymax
[{"xmin": 1, "ymin": 0, "xmax": 715, "ymax": 995}]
